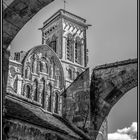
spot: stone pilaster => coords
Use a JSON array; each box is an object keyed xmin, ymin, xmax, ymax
[
  {"xmin": 2, "ymin": 46, "xmax": 10, "ymax": 116},
  {"xmin": 2, "ymin": 45, "xmax": 10, "ymax": 140}
]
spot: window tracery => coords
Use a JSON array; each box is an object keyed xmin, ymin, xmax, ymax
[
  {"xmin": 75, "ymin": 36, "xmax": 82, "ymax": 64},
  {"xmin": 67, "ymin": 33, "xmax": 74, "ymax": 62}
]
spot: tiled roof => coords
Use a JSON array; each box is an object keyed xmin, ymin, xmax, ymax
[{"xmin": 4, "ymin": 96, "xmax": 90, "ymax": 140}]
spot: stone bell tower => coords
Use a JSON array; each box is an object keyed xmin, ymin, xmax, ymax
[{"xmin": 40, "ymin": 9, "xmax": 89, "ymax": 87}]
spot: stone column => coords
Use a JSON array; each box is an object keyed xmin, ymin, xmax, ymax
[
  {"xmin": 2, "ymin": 45, "xmax": 10, "ymax": 140},
  {"xmin": 2, "ymin": 45, "xmax": 10, "ymax": 116}
]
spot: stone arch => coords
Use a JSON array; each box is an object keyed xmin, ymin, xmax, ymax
[
  {"xmin": 90, "ymin": 59, "xmax": 137, "ymax": 139},
  {"xmin": 22, "ymin": 45, "xmax": 65, "ymax": 90},
  {"xmin": 3, "ymin": 0, "xmax": 54, "ymax": 47}
]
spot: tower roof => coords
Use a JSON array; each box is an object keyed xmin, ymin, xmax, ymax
[{"xmin": 42, "ymin": 9, "xmax": 88, "ymax": 29}]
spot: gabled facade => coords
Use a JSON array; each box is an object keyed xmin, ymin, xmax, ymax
[{"xmin": 7, "ymin": 45, "xmax": 64, "ymax": 115}]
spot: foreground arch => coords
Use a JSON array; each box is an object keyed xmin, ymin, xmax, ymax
[
  {"xmin": 90, "ymin": 58, "xmax": 137, "ymax": 139},
  {"xmin": 3, "ymin": 0, "xmax": 54, "ymax": 47},
  {"xmin": 2, "ymin": 0, "xmax": 54, "ymax": 113}
]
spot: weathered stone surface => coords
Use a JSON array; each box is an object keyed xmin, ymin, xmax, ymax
[
  {"xmin": 3, "ymin": 0, "xmax": 54, "ymax": 48},
  {"xmin": 2, "ymin": 47, "xmax": 11, "ymax": 116},
  {"xmin": 96, "ymin": 118, "xmax": 108, "ymax": 140},
  {"xmin": 90, "ymin": 58, "xmax": 137, "ymax": 139},
  {"xmin": 6, "ymin": 45, "xmax": 65, "ymax": 116},
  {"xmin": 3, "ymin": 118, "xmax": 72, "ymax": 140},
  {"xmin": 62, "ymin": 68, "xmax": 90, "ymax": 133},
  {"xmin": 3, "ymin": 3, "xmax": 138, "ymax": 139},
  {"xmin": 4, "ymin": 96, "xmax": 88, "ymax": 140},
  {"xmin": 2, "ymin": 0, "xmax": 54, "ymax": 117}
]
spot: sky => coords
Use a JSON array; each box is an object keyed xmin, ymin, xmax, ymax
[{"xmin": 10, "ymin": 0, "xmax": 137, "ymax": 138}]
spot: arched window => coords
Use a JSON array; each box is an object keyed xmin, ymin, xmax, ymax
[
  {"xmin": 50, "ymin": 58, "xmax": 56, "ymax": 78},
  {"xmin": 25, "ymin": 67, "xmax": 31, "ymax": 79},
  {"xmin": 52, "ymin": 62, "xmax": 56, "ymax": 78},
  {"xmin": 34, "ymin": 79, "xmax": 38, "ymax": 101},
  {"xmin": 68, "ymin": 69, "xmax": 73, "ymax": 80},
  {"xmin": 41, "ymin": 78, "xmax": 45, "ymax": 108},
  {"xmin": 25, "ymin": 68, "xmax": 28, "ymax": 79},
  {"xmin": 46, "ymin": 63, "xmax": 48, "ymax": 73},
  {"xmin": 49, "ymin": 65, "xmax": 52, "ymax": 77},
  {"xmin": 22, "ymin": 85, "xmax": 26, "ymax": 96},
  {"xmin": 67, "ymin": 33, "xmax": 74, "ymax": 62},
  {"xmin": 75, "ymin": 37, "xmax": 82, "ymax": 64},
  {"xmin": 49, "ymin": 35, "xmax": 57, "ymax": 52},
  {"xmin": 54, "ymin": 92, "xmax": 59, "ymax": 113},
  {"xmin": 40, "ymin": 61, "xmax": 44, "ymax": 72},
  {"xmin": 32, "ymin": 54, "xmax": 37, "ymax": 73},
  {"xmin": 55, "ymin": 68, "xmax": 60, "ymax": 88},
  {"xmin": 26, "ymin": 85, "xmax": 31, "ymax": 99},
  {"xmin": 48, "ymin": 84, "xmax": 52, "ymax": 112},
  {"xmin": 13, "ymin": 76, "xmax": 18, "ymax": 93}
]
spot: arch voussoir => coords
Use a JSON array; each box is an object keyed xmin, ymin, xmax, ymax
[{"xmin": 90, "ymin": 58, "xmax": 137, "ymax": 139}]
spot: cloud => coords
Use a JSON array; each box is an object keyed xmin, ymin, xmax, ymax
[{"xmin": 108, "ymin": 122, "xmax": 137, "ymax": 140}]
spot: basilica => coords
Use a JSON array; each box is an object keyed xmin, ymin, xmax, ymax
[{"xmin": 4, "ymin": 9, "xmax": 107, "ymax": 140}]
